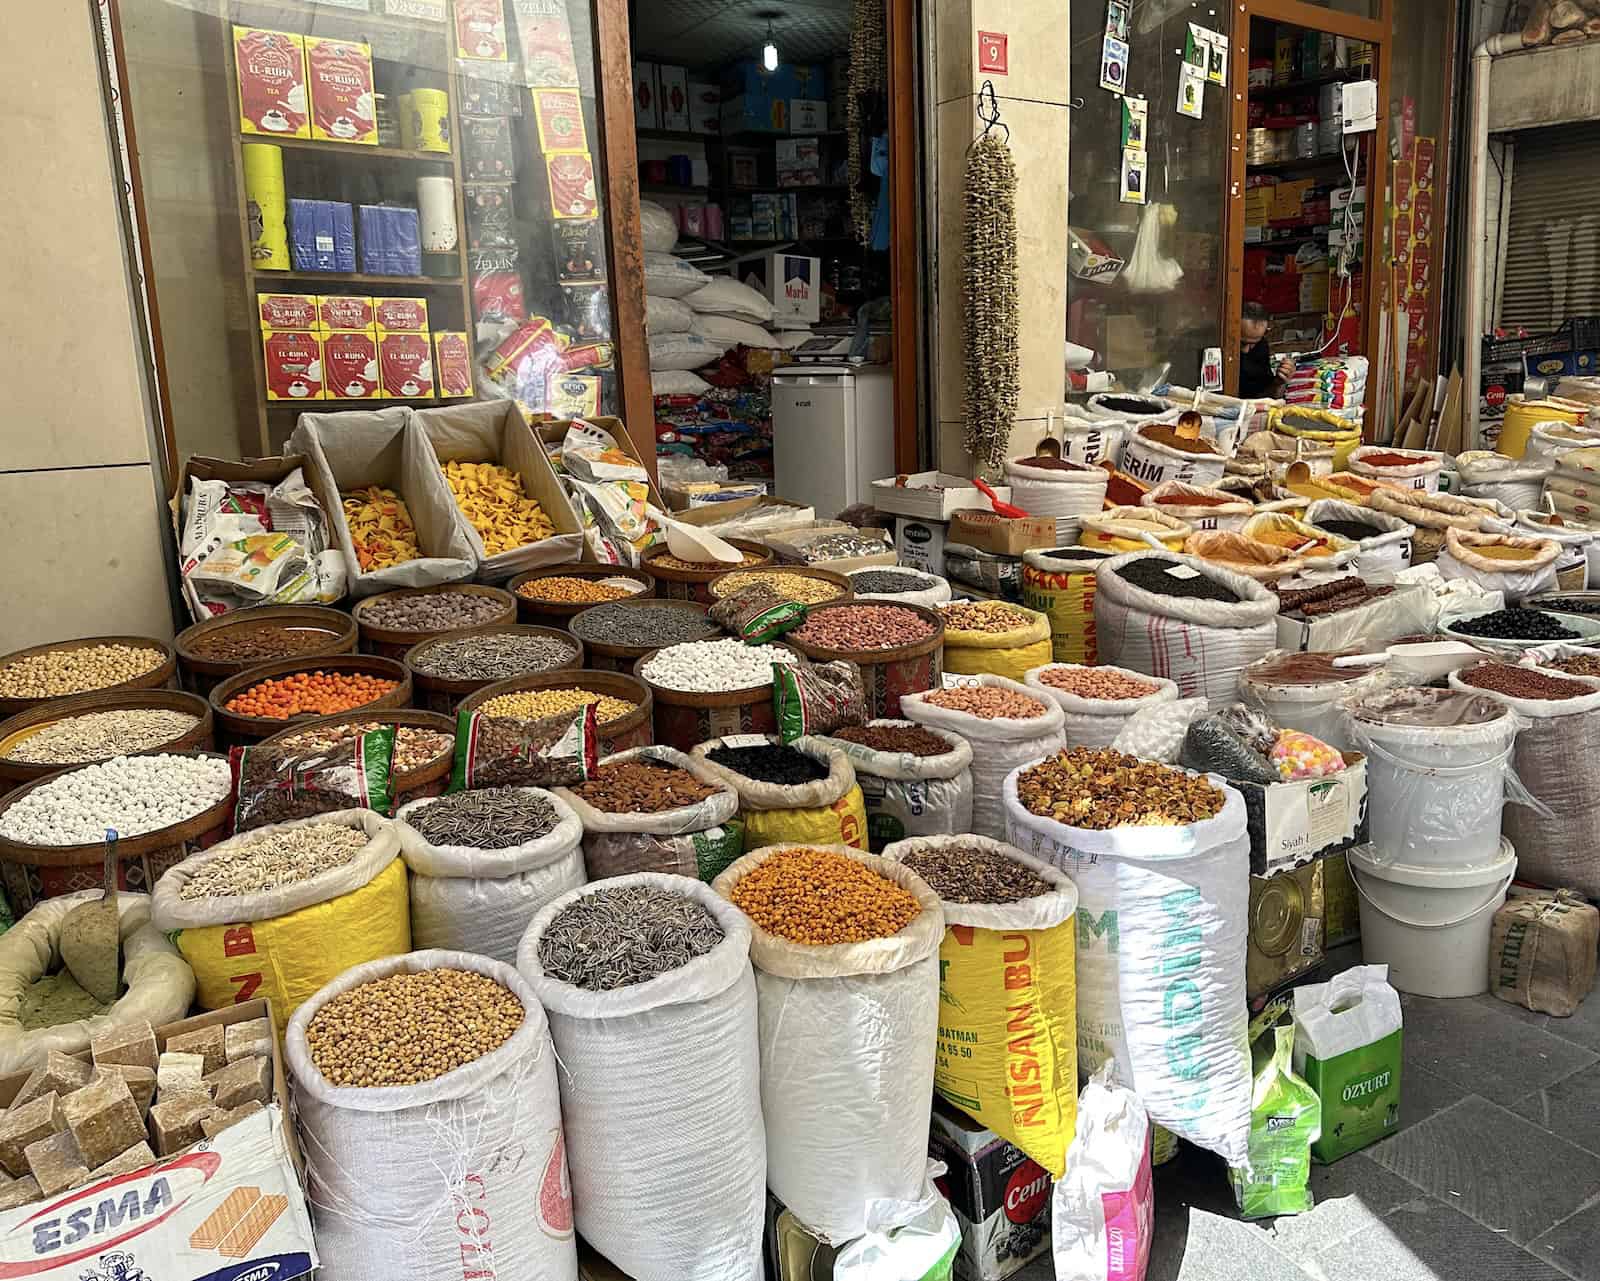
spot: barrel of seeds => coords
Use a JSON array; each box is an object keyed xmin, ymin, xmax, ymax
[
  {"xmin": 568, "ymin": 600, "xmax": 723, "ymax": 675},
  {"xmin": 0, "ymin": 690, "xmax": 213, "ymax": 788},
  {"xmin": 508, "ymin": 564, "xmax": 654, "ymax": 628},
  {"xmin": 637, "ymin": 639, "xmax": 797, "ymax": 752},
  {"xmin": 642, "ymin": 540, "xmax": 775, "ymax": 604},
  {"xmin": 1022, "ymin": 546, "xmax": 1115, "ymax": 665},
  {"xmin": 404, "ymin": 625, "xmax": 583, "ymax": 714},
  {"xmin": 460, "ymin": 671, "xmax": 654, "ymax": 756},
  {"xmin": 783, "ymin": 603, "xmax": 944, "ymax": 720},
  {"xmin": 354, "ymin": 585, "xmax": 518, "ymax": 659},
  {"xmin": 174, "ymin": 605, "xmax": 357, "ymax": 696}
]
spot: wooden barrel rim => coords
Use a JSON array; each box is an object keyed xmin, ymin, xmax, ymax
[
  {"xmin": 458, "ymin": 668, "xmax": 653, "ymax": 737},
  {"xmin": 354, "ymin": 584, "xmax": 518, "ymax": 650},
  {"xmin": 784, "ymin": 602, "xmax": 948, "ymax": 665},
  {"xmin": 0, "ymin": 689, "xmax": 215, "ymax": 786},
  {"xmin": 258, "ymin": 707, "xmax": 455, "ymax": 794},
  {"xmin": 0, "ymin": 636, "xmax": 178, "ymax": 720},
  {"xmin": 175, "ymin": 606, "xmax": 357, "ymax": 679},
  {"xmin": 707, "ymin": 564, "xmax": 855, "ymax": 604},
  {"xmin": 641, "ymin": 538, "xmax": 774, "ymax": 584},
  {"xmin": 405, "ymin": 625, "xmax": 585, "ymax": 698},
  {"xmin": 209, "ymin": 654, "xmax": 412, "ymax": 740},
  {"xmin": 569, "ymin": 599, "xmax": 722, "ymax": 660}
]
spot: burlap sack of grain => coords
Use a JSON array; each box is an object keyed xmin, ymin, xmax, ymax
[{"xmin": 1489, "ymin": 889, "xmax": 1599, "ymax": 1018}]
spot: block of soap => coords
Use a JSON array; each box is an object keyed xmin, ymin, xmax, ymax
[
  {"xmin": 224, "ymin": 1018, "xmax": 273, "ymax": 1064},
  {"xmin": 0, "ymin": 1093, "xmax": 64, "ymax": 1178},
  {"xmin": 167, "ymin": 1026, "xmax": 226, "ymax": 1077},
  {"xmin": 90, "ymin": 1020, "xmax": 158, "ymax": 1072},
  {"xmin": 156, "ymin": 1052, "xmax": 206, "ymax": 1099},
  {"xmin": 88, "ymin": 1141, "xmax": 155, "ymax": 1183},
  {"xmin": 25, "ymin": 1130, "xmax": 88, "ymax": 1197},
  {"xmin": 13, "ymin": 1051, "xmax": 93, "ymax": 1108},
  {"xmin": 61, "ymin": 1072, "xmax": 144, "ymax": 1170},
  {"xmin": 0, "ymin": 1175, "xmax": 40, "ymax": 1210},
  {"xmin": 200, "ymin": 1101, "xmax": 265, "ymax": 1140},
  {"xmin": 95, "ymin": 1065, "xmax": 156, "ymax": 1118},
  {"xmin": 148, "ymin": 1094, "xmax": 216, "ymax": 1158},
  {"xmin": 204, "ymin": 1056, "xmax": 272, "ymax": 1112}
]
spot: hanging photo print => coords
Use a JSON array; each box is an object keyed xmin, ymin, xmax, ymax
[
  {"xmin": 1120, "ymin": 148, "xmax": 1147, "ymax": 204},
  {"xmin": 1177, "ymin": 62, "xmax": 1205, "ymax": 119},
  {"xmin": 1106, "ymin": 0, "xmax": 1131, "ymax": 41},
  {"xmin": 1184, "ymin": 23, "xmax": 1208, "ymax": 68},
  {"xmin": 1207, "ymin": 31, "xmax": 1229, "ymax": 85},
  {"xmin": 1100, "ymin": 36, "xmax": 1130, "ymax": 94},
  {"xmin": 1122, "ymin": 96, "xmax": 1147, "ymax": 150}
]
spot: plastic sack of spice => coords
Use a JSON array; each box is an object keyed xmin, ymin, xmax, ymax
[
  {"xmin": 1228, "ymin": 1001, "xmax": 1320, "ymax": 1219},
  {"xmin": 230, "ymin": 726, "xmax": 397, "ymax": 833},
  {"xmin": 151, "ymin": 808, "xmax": 410, "ymax": 1035},
  {"xmin": 708, "ymin": 581, "xmax": 808, "ymax": 644},
  {"xmin": 691, "ymin": 735, "xmax": 869, "ymax": 852},
  {"xmin": 1050, "ymin": 1063, "xmax": 1153, "ymax": 1281},
  {"xmin": 449, "ymin": 704, "xmax": 599, "ymax": 792},
  {"xmin": 772, "ymin": 659, "xmax": 868, "ymax": 743}
]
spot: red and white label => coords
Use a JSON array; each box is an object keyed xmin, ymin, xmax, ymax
[
  {"xmin": 235, "ymin": 27, "xmax": 308, "ymax": 136},
  {"xmin": 434, "ymin": 331, "xmax": 475, "ymax": 397},
  {"xmin": 978, "ymin": 31, "xmax": 1008, "ymax": 74},
  {"xmin": 455, "ymin": 0, "xmax": 508, "ymax": 60},
  {"xmin": 258, "ymin": 293, "xmax": 317, "ymax": 331},
  {"xmin": 374, "ymin": 296, "xmax": 429, "ymax": 333},
  {"xmin": 318, "ymin": 294, "xmax": 375, "ymax": 333},
  {"xmin": 546, "ymin": 153, "xmax": 596, "ymax": 219},
  {"xmin": 306, "ymin": 38, "xmax": 375, "ymax": 143}
]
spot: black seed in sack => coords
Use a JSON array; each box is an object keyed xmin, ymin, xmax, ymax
[
  {"xmin": 1450, "ymin": 609, "xmax": 1581, "ymax": 642},
  {"xmin": 772, "ymin": 659, "xmax": 867, "ymax": 742},
  {"xmin": 1312, "ymin": 519, "xmax": 1384, "ymax": 542},
  {"xmin": 708, "ymin": 583, "xmax": 808, "ymax": 645},
  {"xmin": 705, "ymin": 742, "xmax": 829, "ymax": 785},
  {"xmin": 230, "ymin": 727, "xmax": 396, "ymax": 833},
  {"xmin": 1115, "ymin": 557, "xmax": 1241, "ymax": 603},
  {"xmin": 449, "ymin": 706, "xmax": 599, "ymax": 791},
  {"xmin": 1179, "ymin": 714, "xmax": 1280, "ymax": 786}
]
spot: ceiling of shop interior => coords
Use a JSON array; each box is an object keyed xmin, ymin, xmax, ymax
[{"xmin": 631, "ymin": 0, "xmax": 852, "ymax": 70}]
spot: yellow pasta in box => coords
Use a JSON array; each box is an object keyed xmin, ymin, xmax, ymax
[
  {"xmin": 341, "ymin": 485, "xmax": 422, "ymax": 571},
  {"xmin": 444, "ymin": 459, "xmax": 555, "ymax": 556}
]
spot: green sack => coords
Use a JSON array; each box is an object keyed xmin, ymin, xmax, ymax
[
  {"xmin": 1293, "ymin": 964, "xmax": 1404, "ymax": 1163},
  {"xmin": 1230, "ymin": 1001, "xmax": 1321, "ymax": 1219}
]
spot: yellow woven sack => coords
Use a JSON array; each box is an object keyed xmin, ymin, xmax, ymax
[
  {"xmin": 742, "ymin": 785, "xmax": 869, "ymax": 853},
  {"xmin": 940, "ymin": 603, "xmax": 1054, "ymax": 681},
  {"xmin": 1022, "ymin": 548, "xmax": 1113, "ymax": 664},
  {"xmin": 1267, "ymin": 406, "xmax": 1363, "ymax": 469},
  {"xmin": 887, "ymin": 836, "xmax": 1079, "ymax": 1175},
  {"xmin": 690, "ymin": 737, "xmax": 869, "ymax": 853},
  {"xmin": 1078, "ymin": 505, "xmax": 1192, "ymax": 553}
]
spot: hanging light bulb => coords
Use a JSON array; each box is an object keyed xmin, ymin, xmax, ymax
[{"xmin": 762, "ymin": 18, "xmax": 780, "ymax": 71}]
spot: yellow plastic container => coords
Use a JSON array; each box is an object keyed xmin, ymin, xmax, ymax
[{"xmin": 1497, "ymin": 398, "xmax": 1587, "ymax": 460}]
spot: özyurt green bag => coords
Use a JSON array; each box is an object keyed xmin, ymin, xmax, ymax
[
  {"xmin": 1231, "ymin": 1001, "xmax": 1320, "ymax": 1218},
  {"xmin": 1292, "ymin": 964, "xmax": 1403, "ymax": 1163}
]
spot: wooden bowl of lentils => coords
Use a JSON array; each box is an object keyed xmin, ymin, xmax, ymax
[
  {"xmin": 260, "ymin": 709, "xmax": 456, "ymax": 810},
  {"xmin": 0, "ymin": 636, "xmax": 177, "ymax": 720},
  {"xmin": 175, "ymin": 605, "xmax": 357, "ymax": 696},
  {"xmin": 508, "ymin": 564, "xmax": 654, "ymax": 627}
]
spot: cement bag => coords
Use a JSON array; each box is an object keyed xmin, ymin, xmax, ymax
[
  {"xmin": 1024, "ymin": 663, "xmax": 1179, "ymax": 749},
  {"xmin": 1002, "ymin": 457, "xmax": 1109, "ymax": 521},
  {"xmin": 1436, "ymin": 527, "xmax": 1560, "ymax": 601},
  {"xmin": 820, "ymin": 721, "xmax": 973, "ymax": 850},
  {"xmin": 712, "ymin": 844, "xmax": 944, "ymax": 1244},
  {"xmin": 152, "ymin": 808, "xmax": 409, "ymax": 1034},
  {"xmin": 557, "ymin": 746, "xmax": 743, "ymax": 882},
  {"xmin": 1457, "ymin": 450, "xmax": 1550, "ymax": 512},
  {"xmin": 1449, "ymin": 666, "xmax": 1600, "ymax": 896},
  {"xmin": 1022, "ymin": 546, "xmax": 1115, "ymax": 665},
  {"xmin": 884, "ymin": 835, "xmax": 1079, "ymax": 1176},
  {"xmin": 1093, "ymin": 552, "xmax": 1280, "ymax": 708},
  {"xmin": 937, "ymin": 603, "xmax": 1053, "ymax": 681},
  {"xmin": 1517, "ymin": 509, "xmax": 1595, "ymax": 590},
  {"xmin": 1303, "ymin": 499, "xmax": 1415, "ymax": 574},
  {"xmin": 1140, "ymin": 481, "xmax": 1254, "ymax": 533},
  {"xmin": 1291, "ymin": 965, "xmax": 1402, "ymax": 1163},
  {"xmin": 900, "ymin": 677, "xmax": 1066, "ymax": 840},
  {"xmin": 517, "ymin": 876, "xmax": 763, "ymax": 1281},
  {"xmin": 0, "ymin": 892, "xmax": 194, "ymax": 1074},
  {"xmin": 691, "ymin": 735, "xmax": 868, "ymax": 853},
  {"xmin": 848, "ymin": 567, "xmax": 952, "ymax": 608},
  {"xmin": 1078, "ymin": 506, "xmax": 1192, "ymax": 554},
  {"xmin": 396, "ymin": 787, "xmax": 586, "ymax": 964},
  {"xmin": 1050, "ymin": 1064, "xmax": 1153, "ymax": 1281},
  {"xmin": 287, "ymin": 950, "xmax": 576, "ymax": 1281},
  {"xmin": 1005, "ymin": 767, "xmax": 1252, "ymax": 1164},
  {"xmin": 288, "ymin": 408, "xmax": 477, "ymax": 598}
]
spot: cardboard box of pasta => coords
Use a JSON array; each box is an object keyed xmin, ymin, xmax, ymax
[{"xmin": 0, "ymin": 1000, "xmax": 317, "ymax": 1278}]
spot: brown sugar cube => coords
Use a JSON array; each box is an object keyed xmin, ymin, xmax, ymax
[
  {"xmin": 148, "ymin": 1094, "xmax": 217, "ymax": 1158},
  {"xmin": 94, "ymin": 1065, "xmax": 156, "ymax": 1119},
  {"xmin": 24, "ymin": 1130, "xmax": 88, "ymax": 1197},
  {"xmin": 166, "ymin": 1026, "xmax": 226, "ymax": 1077},
  {"xmin": 61, "ymin": 1071, "xmax": 145, "ymax": 1170},
  {"xmin": 217, "ymin": 1193, "xmax": 288, "ymax": 1258},
  {"xmin": 13, "ymin": 1051, "xmax": 94, "ymax": 1109},
  {"xmin": 224, "ymin": 1018, "xmax": 273, "ymax": 1065},
  {"xmin": 0, "ymin": 1093, "xmax": 64, "ymax": 1177},
  {"xmin": 200, "ymin": 1101, "xmax": 266, "ymax": 1140},
  {"xmin": 204, "ymin": 1056, "xmax": 272, "ymax": 1112},
  {"xmin": 156, "ymin": 1052, "xmax": 207, "ymax": 1100},
  {"xmin": 0, "ymin": 1176, "xmax": 40, "ymax": 1210},
  {"xmin": 190, "ymin": 1186, "xmax": 262, "ymax": 1250},
  {"xmin": 88, "ymin": 1141, "xmax": 155, "ymax": 1183},
  {"xmin": 90, "ymin": 1021, "xmax": 158, "ymax": 1073}
]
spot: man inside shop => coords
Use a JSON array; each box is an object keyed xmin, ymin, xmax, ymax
[{"xmin": 1239, "ymin": 300, "xmax": 1296, "ymax": 398}]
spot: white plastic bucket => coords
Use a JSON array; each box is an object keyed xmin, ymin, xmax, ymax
[
  {"xmin": 1348, "ymin": 703, "xmax": 1519, "ymax": 869},
  {"xmin": 1240, "ymin": 664, "xmax": 1386, "ymax": 753},
  {"xmin": 1348, "ymin": 842, "xmax": 1516, "ymax": 998}
]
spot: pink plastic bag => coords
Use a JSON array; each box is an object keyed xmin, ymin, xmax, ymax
[{"xmin": 1052, "ymin": 1064, "xmax": 1153, "ymax": 1281}]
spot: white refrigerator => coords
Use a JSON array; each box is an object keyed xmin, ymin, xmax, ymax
[{"xmin": 770, "ymin": 364, "xmax": 895, "ymax": 518}]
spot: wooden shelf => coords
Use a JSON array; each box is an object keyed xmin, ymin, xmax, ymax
[
  {"xmin": 250, "ymin": 268, "xmax": 464, "ymax": 287},
  {"xmin": 257, "ymin": 135, "xmax": 454, "ymax": 165},
  {"xmin": 1248, "ymin": 71, "xmax": 1362, "ymax": 96},
  {"xmin": 267, "ymin": 395, "xmax": 441, "ymax": 410},
  {"xmin": 1247, "ymin": 153, "xmax": 1353, "ymax": 174}
]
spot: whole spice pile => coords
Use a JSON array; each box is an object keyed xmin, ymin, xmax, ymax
[
  {"xmin": 570, "ymin": 758, "xmax": 719, "ymax": 812},
  {"xmin": 1017, "ymin": 748, "xmax": 1225, "ymax": 829},
  {"xmin": 898, "ymin": 844, "xmax": 1050, "ymax": 904},
  {"xmin": 0, "ymin": 754, "xmax": 233, "ymax": 845},
  {"xmin": 1537, "ymin": 597, "xmax": 1600, "ymax": 616},
  {"xmin": 1451, "ymin": 609, "xmax": 1581, "ymax": 642},
  {"xmin": 305, "ymin": 968, "xmax": 525, "ymax": 1087},
  {"xmin": 276, "ymin": 721, "xmax": 451, "ymax": 773},
  {"xmin": 713, "ymin": 570, "xmax": 846, "ymax": 605},
  {"xmin": 706, "ymin": 742, "xmax": 828, "ymax": 784},
  {"xmin": 515, "ymin": 576, "xmax": 641, "ymax": 605},
  {"xmin": 1116, "ymin": 558, "xmax": 1240, "ymax": 603},
  {"xmin": 407, "ymin": 788, "xmax": 559, "ymax": 848},
  {"xmin": 829, "ymin": 724, "xmax": 954, "ymax": 757},
  {"xmin": 962, "ymin": 131, "xmax": 1018, "ymax": 472},
  {"xmin": 851, "ymin": 569, "xmax": 935, "ymax": 594},
  {"xmin": 538, "ymin": 884, "xmax": 723, "ymax": 991},
  {"xmin": 410, "ymin": 633, "xmax": 577, "ymax": 681},
  {"xmin": 650, "ymin": 549, "xmax": 764, "ymax": 572},
  {"xmin": 444, "ymin": 461, "xmax": 554, "ymax": 555},
  {"xmin": 1038, "ymin": 668, "xmax": 1161, "ymax": 700},
  {"xmin": 1457, "ymin": 663, "xmax": 1595, "ymax": 700},
  {"xmin": 1311, "ymin": 519, "xmax": 1382, "ymax": 543},
  {"xmin": 638, "ymin": 639, "xmax": 799, "ymax": 693},
  {"xmin": 479, "ymin": 687, "xmax": 637, "ymax": 723},
  {"xmin": 179, "ymin": 822, "xmax": 368, "ymax": 898},
  {"xmin": 1553, "ymin": 653, "xmax": 1600, "ymax": 677},
  {"xmin": 800, "ymin": 530, "xmax": 892, "ymax": 563},
  {"xmin": 791, "ymin": 605, "xmax": 935, "ymax": 650},
  {"xmin": 729, "ymin": 846, "xmax": 920, "ymax": 944},
  {"xmin": 186, "ymin": 624, "xmax": 343, "ymax": 664},
  {"xmin": 0, "ymin": 645, "xmax": 165, "ymax": 701},
  {"xmin": 342, "ymin": 486, "xmax": 421, "ymax": 571},
  {"xmin": 2, "ymin": 709, "xmax": 199, "ymax": 766},
  {"xmin": 1275, "ymin": 579, "xmax": 1395, "ymax": 618},
  {"xmin": 359, "ymin": 591, "xmax": 506, "ymax": 632},
  {"xmin": 922, "ymin": 686, "xmax": 1047, "ymax": 719},
  {"xmin": 939, "ymin": 602, "xmax": 1033, "ymax": 633},
  {"xmin": 569, "ymin": 602, "xmax": 720, "ymax": 650},
  {"xmin": 224, "ymin": 670, "xmax": 397, "ymax": 719}
]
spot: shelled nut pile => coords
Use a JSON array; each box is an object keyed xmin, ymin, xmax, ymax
[
  {"xmin": 922, "ymin": 687, "xmax": 1048, "ymax": 719},
  {"xmin": 828, "ymin": 724, "xmax": 954, "ymax": 757},
  {"xmin": 791, "ymin": 605, "xmax": 935, "ymax": 650},
  {"xmin": 0, "ymin": 645, "xmax": 166, "ymax": 701},
  {"xmin": 712, "ymin": 571, "xmax": 846, "ymax": 605},
  {"xmin": 1037, "ymin": 667, "xmax": 1161, "ymax": 700},
  {"xmin": 1016, "ymin": 748, "xmax": 1225, "ymax": 829},
  {"xmin": 938, "ymin": 602, "xmax": 1034, "ymax": 632},
  {"xmin": 569, "ymin": 758, "xmax": 719, "ymax": 812}
]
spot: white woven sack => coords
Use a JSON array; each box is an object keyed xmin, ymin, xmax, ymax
[
  {"xmin": 1435, "ymin": 530, "xmax": 1560, "ymax": 602},
  {"xmin": 645, "ymin": 294, "xmax": 693, "ymax": 334},
  {"xmin": 899, "ymin": 677, "xmax": 1066, "ymax": 841},
  {"xmin": 846, "ymin": 567, "xmax": 953, "ymax": 607},
  {"xmin": 683, "ymin": 276, "xmax": 776, "ymax": 323},
  {"xmin": 819, "ymin": 720, "xmax": 974, "ymax": 846},
  {"xmin": 517, "ymin": 875, "xmax": 764, "ymax": 1281},
  {"xmin": 1456, "ymin": 450, "xmax": 1549, "ymax": 512},
  {"xmin": 1002, "ymin": 458, "xmax": 1110, "ymax": 521},
  {"xmin": 651, "ymin": 370, "xmax": 711, "ymax": 396},
  {"xmin": 1083, "ymin": 393, "xmax": 1174, "ymax": 424},
  {"xmin": 1091, "ymin": 552, "xmax": 1279, "ymax": 708},
  {"xmin": 1024, "ymin": 663, "xmax": 1178, "ymax": 749},
  {"xmin": 1004, "ymin": 768, "xmax": 1252, "ymax": 1165},
  {"xmin": 1527, "ymin": 421, "xmax": 1600, "ymax": 464},
  {"xmin": 712, "ymin": 844, "xmax": 944, "ymax": 1244},
  {"xmin": 1057, "ymin": 420, "xmax": 1127, "ymax": 466},
  {"xmin": 1118, "ymin": 431, "xmax": 1227, "ymax": 490},
  {"xmin": 1349, "ymin": 446, "xmax": 1444, "ymax": 493},
  {"xmin": 1517, "ymin": 511, "xmax": 1594, "ymax": 589},
  {"xmin": 643, "ymin": 251, "xmax": 710, "ymax": 298},
  {"xmin": 693, "ymin": 313, "xmax": 778, "ymax": 351},
  {"xmin": 639, "ymin": 200, "xmax": 679, "ymax": 253},
  {"xmin": 1303, "ymin": 499, "xmax": 1414, "ymax": 574},
  {"xmin": 395, "ymin": 787, "xmax": 585, "ymax": 965},
  {"xmin": 287, "ymin": 950, "xmax": 577, "ymax": 1281},
  {"xmin": 650, "ymin": 332, "xmax": 722, "ymax": 372}
]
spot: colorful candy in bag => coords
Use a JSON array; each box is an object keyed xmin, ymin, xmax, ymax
[{"xmin": 1271, "ymin": 729, "xmax": 1346, "ymax": 780}]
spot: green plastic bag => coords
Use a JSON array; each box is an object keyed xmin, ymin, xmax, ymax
[{"xmin": 1230, "ymin": 1001, "xmax": 1321, "ymax": 1219}]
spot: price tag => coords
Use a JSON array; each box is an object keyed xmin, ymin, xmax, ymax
[
  {"xmin": 718, "ymin": 734, "xmax": 771, "ymax": 749},
  {"xmin": 316, "ymin": 235, "xmax": 335, "ymax": 253},
  {"xmin": 941, "ymin": 673, "xmax": 983, "ymax": 689},
  {"xmin": 1165, "ymin": 564, "xmax": 1202, "ymax": 580}
]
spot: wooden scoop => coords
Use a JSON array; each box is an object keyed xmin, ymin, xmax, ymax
[{"xmin": 58, "ymin": 831, "xmax": 121, "ymax": 1005}]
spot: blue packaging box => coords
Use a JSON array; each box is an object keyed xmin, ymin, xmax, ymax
[
  {"xmin": 358, "ymin": 204, "xmax": 423, "ymax": 276},
  {"xmin": 288, "ymin": 199, "xmax": 356, "ymax": 273},
  {"xmin": 719, "ymin": 60, "xmax": 827, "ymax": 134}
]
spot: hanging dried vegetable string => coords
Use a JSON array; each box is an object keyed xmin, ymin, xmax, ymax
[
  {"xmin": 963, "ymin": 85, "xmax": 1020, "ymax": 473},
  {"xmin": 848, "ymin": 0, "xmax": 887, "ymax": 243}
]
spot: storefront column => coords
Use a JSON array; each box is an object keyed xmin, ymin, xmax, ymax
[
  {"xmin": 0, "ymin": 4, "xmax": 175, "ymax": 650},
  {"xmin": 931, "ymin": 1, "xmax": 1071, "ymax": 476}
]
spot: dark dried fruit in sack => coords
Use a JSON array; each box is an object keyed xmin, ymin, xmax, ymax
[
  {"xmin": 898, "ymin": 844, "xmax": 1050, "ymax": 904},
  {"xmin": 1450, "ymin": 609, "xmax": 1580, "ymax": 641},
  {"xmin": 830, "ymin": 724, "xmax": 954, "ymax": 757},
  {"xmin": 570, "ymin": 759, "xmax": 719, "ymax": 813},
  {"xmin": 1017, "ymin": 748, "xmax": 1225, "ymax": 829},
  {"xmin": 1457, "ymin": 663, "xmax": 1594, "ymax": 701},
  {"xmin": 1115, "ymin": 558, "xmax": 1240, "ymax": 603},
  {"xmin": 705, "ymin": 743, "xmax": 828, "ymax": 785}
]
